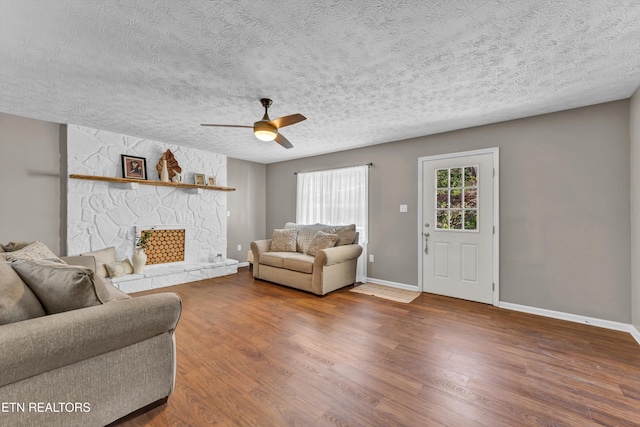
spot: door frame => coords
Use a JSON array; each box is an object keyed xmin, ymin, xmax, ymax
[{"xmin": 418, "ymin": 147, "xmax": 500, "ymax": 306}]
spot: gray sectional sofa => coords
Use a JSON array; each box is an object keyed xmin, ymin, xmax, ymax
[{"xmin": 0, "ymin": 252, "xmax": 181, "ymax": 426}]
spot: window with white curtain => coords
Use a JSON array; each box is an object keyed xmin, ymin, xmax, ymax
[{"xmin": 296, "ymin": 164, "xmax": 369, "ymax": 283}]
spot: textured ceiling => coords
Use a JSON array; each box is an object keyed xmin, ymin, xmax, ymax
[{"xmin": 1, "ymin": 1, "xmax": 639, "ymax": 164}]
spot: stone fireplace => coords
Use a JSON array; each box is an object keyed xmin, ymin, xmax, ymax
[{"xmin": 65, "ymin": 125, "xmax": 237, "ymax": 292}]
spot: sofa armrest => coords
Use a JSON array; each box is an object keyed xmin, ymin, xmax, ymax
[
  {"xmin": 0, "ymin": 293, "xmax": 182, "ymax": 388},
  {"xmin": 251, "ymin": 239, "xmax": 272, "ymax": 256},
  {"xmin": 315, "ymin": 244, "xmax": 363, "ymax": 266}
]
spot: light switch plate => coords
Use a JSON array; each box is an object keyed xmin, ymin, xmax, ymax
[{"xmin": 400, "ymin": 204, "xmax": 408, "ymax": 212}]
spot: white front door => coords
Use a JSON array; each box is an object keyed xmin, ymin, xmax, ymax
[{"xmin": 419, "ymin": 149, "xmax": 498, "ymax": 304}]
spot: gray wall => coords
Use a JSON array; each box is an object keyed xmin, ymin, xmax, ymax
[
  {"xmin": 0, "ymin": 113, "xmax": 62, "ymax": 254},
  {"xmin": 631, "ymin": 87, "xmax": 640, "ymax": 332},
  {"xmin": 227, "ymin": 157, "xmax": 267, "ymax": 263},
  {"xmin": 266, "ymin": 101, "xmax": 631, "ymax": 323}
]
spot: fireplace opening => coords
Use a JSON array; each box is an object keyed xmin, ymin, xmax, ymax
[{"xmin": 136, "ymin": 226, "xmax": 186, "ymax": 266}]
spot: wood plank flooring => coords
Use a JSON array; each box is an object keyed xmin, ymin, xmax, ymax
[{"xmin": 116, "ymin": 268, "xmax": 640, "ymax": 427}]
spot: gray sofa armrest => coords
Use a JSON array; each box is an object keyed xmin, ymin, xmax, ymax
[
  {"xmin": 251, "ymin": 239, "xmax": 272, "ymax": 256},
  {"xmin": 251, "ymin": 239, "xmax": 272, "ymax": 278},
  {"xmin": 0, "ymin": 293, "xmax": 181, "ymax": 388},
  {"xmin": 315, "ymin": 244, "xmax": 363, "ymax": 266}
]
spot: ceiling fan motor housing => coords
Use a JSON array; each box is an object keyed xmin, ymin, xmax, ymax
[{"xmin": 254, "ymin": 120, "xmax": 278, "ymax": 141}]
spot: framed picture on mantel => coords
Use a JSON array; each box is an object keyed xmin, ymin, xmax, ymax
[
  {"xmin": 121, "ymin": 155, "xmax": 147, "ymax": 180},
  {"xmin": 194, "ymin": 173, "xmax": 205, "ymax": 186}
]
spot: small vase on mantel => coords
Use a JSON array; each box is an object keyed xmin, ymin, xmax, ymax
[
  {"xmin": 160, "ymin": 159, "xmax": 170, "ymax": 182},
  {"xmin": 132, "ymin": 248, "xmax": 147, "ymax": 274}
]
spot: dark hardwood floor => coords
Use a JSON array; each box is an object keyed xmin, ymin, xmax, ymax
[{"xmin": 117, "ymin": 268, "xmax": 640, "ymax": 427}]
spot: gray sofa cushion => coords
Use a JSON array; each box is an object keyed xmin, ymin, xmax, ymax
[
  {"xmin": 80, "ymin": 246, "xmax": 116, "ymax": 277},
  {"xmin": 2, "ymin": 241, "xmax": 33, "ymax": 252},
  {"xmin": 260, "ymin": 252, "xmax": 288, "ymax": 268},
  {"xmin": 284, "ymin": 223, "xmax": 329, "ymax": 253},
  {"xmin": 270, "ymin": 229, "xmax": 297, "ymax": 252},
  {"xmin": 12, "ymin": 260, "xmax": 113, "ymax": 314},
  {"xmin": 0, "ymin": 262, "xmax": 46, "ymax": 325},
  {"xmin": 330, "ymin": 224, "xmax": 357, "ymax": 246},
  {"xmin": 259, "ymin": 252, "xmax": 315, "ymax": 274},
  {"xmin": 282, "ymin": 253, "xmax": 315, "ymax": 274},
  {"xmin": 104, "ymin": 281, "xmax": 131, "ymax": 301},
  {"xmin": 2, "ymin": 241, "xmax": 63, "ymax": 263},
  {"xmin": 306, "ymin": 231, "xmax": 339, "ymax": 256},
  {"xmin": 284, "ymin": 223, "xmax": 357, "ymax": 252},
  {"xmin": 105, "ymin": 259, "xmax": 134, "ymax": 278}
]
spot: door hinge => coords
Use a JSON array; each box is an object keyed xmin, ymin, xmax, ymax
[
  {"xmin": 492, "ymin": 282, "xmax": 495, "ymax": 291},
  {"xmin": 493, "ymin": 168, "xmax": 495, "ymax": 177},
  {"xmin": 493, "ymin": 225, "xmax": 495, "ymax": 234}
]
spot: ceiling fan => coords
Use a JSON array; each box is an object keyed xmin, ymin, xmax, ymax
[{"xmin": 201, "ymin": 99, "xmax": 306, "ymax": 149}]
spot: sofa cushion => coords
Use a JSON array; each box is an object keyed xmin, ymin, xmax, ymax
[
  {"xmin": 11, "ymin": 259, "xmax": 113, "ymax": 314},
  {"xmin": 106, "ymin": 259, "xmax": 134, "ymax": 278},
  {"xmin": 259, "ymin": 252, "xmax": 288, "ymax": 268},
  {"xmin": 80, "ymin": 246, "xmax": 116, "ymax": 277},
  {"xmin": 2, "ymin": 241, "xmax": 33, "ymax": 252},
  {"xmin": 285, "ymin": 223, "xmax": 357, "ymax": 252},
  {"xmin": 259, "ymin": 252, "xmax": 315, "ymax": 274},
  {"xmin": 0, "ymin": 261, "xmax": 46, "ymax": 325},
  {"xmin": 282, "ymin": 253, "xmax": 315, "ymax": 274},
  {"xmin": 104, "ymin": 281, "xmax": 131, "ymax": 301},
  {"xmin": 284, "ymin": 223, "xmax": 329, "ymax": 253},
  {"xmin": 329, "ymin": 224, "xmax": 357, "ymax": 246},
  {"xmin": 306, "ymin": 231, "xmax": 339, "ymax": 256},
  {"xmin": 2, "ymin": 241, "xmax": 63, "ymax": 263},
  {"xmin": 270, "ymin": 229, "xmax": 297, "ymax": 252}
]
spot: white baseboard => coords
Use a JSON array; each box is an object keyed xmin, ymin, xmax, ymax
[
  {"xmin": 499, "ymin": 302, "xmax": 639, "ymax": 345},
  {"xmin": 365, "ymin": 277, "xmax": 419, "ymax": 291},
  {"xmin": 237, "ymin": 261, "xmax": 250, "ymax": 268},
  {"xmin": 359, "ymin": 283, "xmax": 640, "ymax": 346},
  {"xmin": 631, "ymin": 325, "xmax": 640, "ymax": 345}
]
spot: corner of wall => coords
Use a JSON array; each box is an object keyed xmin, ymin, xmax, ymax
[
  {"xmin": 59, "ymin": 124, "xmax": 68, "ymax": 255},
  {"xmin": 631, "ymin": 86, "xmax": 640, "ymax": 332}
]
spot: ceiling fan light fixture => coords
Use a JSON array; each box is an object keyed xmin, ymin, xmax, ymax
[
  {"xmin": 253, "ymin": 121, "xmax": 277, "ymax": 141},
  {"xmin": 201, "ymin": 98, "xmax": 304, "ymax": 149}
]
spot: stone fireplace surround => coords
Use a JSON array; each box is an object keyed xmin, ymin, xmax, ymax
[{"xmin": 66, "ymin": 125, "xmax": 237, "ymax": 293}]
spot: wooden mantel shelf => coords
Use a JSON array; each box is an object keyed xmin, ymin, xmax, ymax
[{"xmin": 69, "ymin": 174, "xmax": 236, "ymax": 192}]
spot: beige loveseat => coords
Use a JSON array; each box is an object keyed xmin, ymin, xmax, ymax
[
  {"xmin": 251, "ymin": 223, "xmax": 363, "ymax": 295},
  {"xmin": 0, "ymin": 252, "xmax": 181, "ymax": 427}
]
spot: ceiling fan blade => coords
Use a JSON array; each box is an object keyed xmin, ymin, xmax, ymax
[
  {"xmin": 274, "ymin": 133, "xmax": 294, "ymax": 149},
  {"xmin": 269, "ymin": 113, "xmax": 306, "ymax": 129},
  {"xmin": 200, "ymin": 124, "xmax": 253, "ymax": 128}
]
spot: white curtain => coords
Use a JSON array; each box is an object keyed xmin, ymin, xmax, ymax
[{"xmin": 296, "ymin": 165, "xmax": 369, "ymax": 283}]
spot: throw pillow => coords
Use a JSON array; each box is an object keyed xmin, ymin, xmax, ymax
[
  {"xmin": 105, "ymin": 259, "xmax": 134, "ymax": 278},
  {"xmin": 270, "ymin": 229, "xmax": 297, "ymax": 252},
  {"xmin": 11, "ymin": 259, "xmax": 113, "ymax": 315},
  {"xmin": 0, "ymin": 261, "xmax": 46, "ymax": 325},
  {"xmin": 329, "ymin": 224, "xmax": 357, "ymax": 246},
  {"xmin": 305, "ymin": 231, "xmax": 339, "ymax": 256},
  {"xmin": 285, "ymin": 222, "xmax": 328, "ymax": 253},
  {"xmin": 2, "ymin": 241, "xmax": 33, "ymax": 252},
  {"xmin": 2, "ymin": 241, "xmax": 63, "ymax": 263},
  {"xmin": 80, "ymin": 246, "xmax": 116, "ymax": 277}
]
